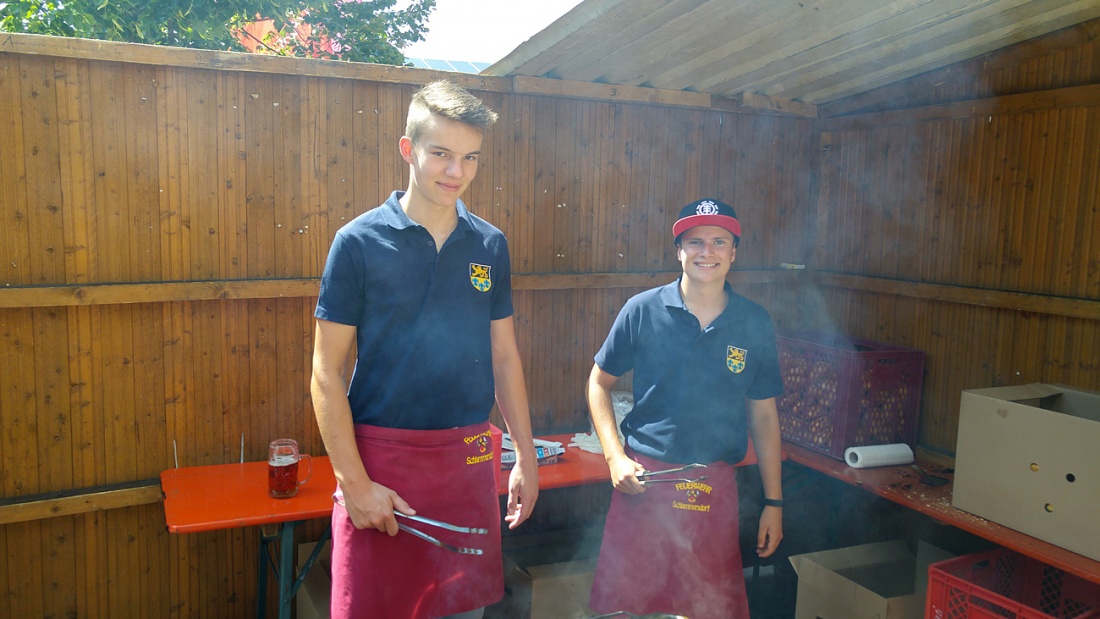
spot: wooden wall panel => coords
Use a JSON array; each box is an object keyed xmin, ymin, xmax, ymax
[
  {"xmin": 0, "ymin": 39, "xmax": 812, "ymax": 617},
  {"xmin": 818, "ymin": 103, "xmax": 1099, "ymax": 298},
  {"xmin": 6, "ymin": 21, "xmax": 1094, "ymax": 616},
  {"xmin": 813, "ymin": 80, "xmax": 1099, "ymax": 453},
  {"xmin": 0, "ymin": 56, "xmax": 25, "ymax": 287},
  {"xmin": 0, "ymin": 299, "xmax": 325, "ymax": 617}
]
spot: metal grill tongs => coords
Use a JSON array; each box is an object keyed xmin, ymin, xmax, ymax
[
  {"xmin": 332, "ymin": 494, "xmax": 486, "ymax": 555},
  {"xmin": 635, "ymin": 462, "xmax": 708, "ymax": 484},
  {"xmin": 589, "ymin": 612, "xmax": 690, "ymax": 618},
  {"xmin": 395, "ymin": 512, "xmax": 487, "ymax": 556}
]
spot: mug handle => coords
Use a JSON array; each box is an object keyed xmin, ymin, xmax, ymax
[{"xmin": 298, "ymin": 453, "xmax": 313, "ymax": 486}]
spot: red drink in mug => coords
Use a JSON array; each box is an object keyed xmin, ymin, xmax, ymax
[
  {"xmin": 268, "ymin": 438, "xmax": 311, "ymax": 498},
  {"xmin": 268, "ymin": 454, "xmax": 300, "ymax": 498}
]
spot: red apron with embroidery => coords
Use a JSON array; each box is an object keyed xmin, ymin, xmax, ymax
[
  {"xmin": 329, "ymin": 422, "xmax": 502, "ymax": 619},
  {"xmin": 589, "ymin": 450, "xmax": 748, "ymax": 619}
]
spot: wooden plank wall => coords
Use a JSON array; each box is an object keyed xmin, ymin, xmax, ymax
[
  {"xmin": 811, "ymin": 19, "xmax": 1100, "ymax": 453},
  {"xmin": 3, "ymin": 17, "xmax": 1095, "ymax": 615},
  {"xmin": 0, "ymin": 35, "xmax": 812, "ymax": 617}
]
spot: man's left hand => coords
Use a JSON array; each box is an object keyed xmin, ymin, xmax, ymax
[
  {"xmin": 756, "ymin": 505, "xmax": 783, "ymax": 557},
  {"xmin": 504, "ymin": 459, "xmax": 539, "ymax": 529}
]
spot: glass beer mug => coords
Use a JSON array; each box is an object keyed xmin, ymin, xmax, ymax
[{"xmin": 268, "ymin": 438, "xmax": 312, "ymax": 498}]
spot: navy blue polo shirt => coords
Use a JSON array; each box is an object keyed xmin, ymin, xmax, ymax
[
  {"xmin": 594, "ymin": 279, "xmax": 784, "ymax": 464},
  {"xmin": 315, "ymin": 191, "xmax": 514, "ymax": 429}
]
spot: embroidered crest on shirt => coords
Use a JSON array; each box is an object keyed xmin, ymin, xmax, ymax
[
  {"xmin": 727, "ymin": 345, "xmax": 747, "ymax": 373},
  {"xmin": 672, "ymin": 480, "xmax": 713, "ymax": 512},
  {"xmin": 470, "ymin": 263, "xmax": 492, "ymax": 292},
  {"xmin": 464, "ymin": 429, "xmax": 494, "ymax": 465}
]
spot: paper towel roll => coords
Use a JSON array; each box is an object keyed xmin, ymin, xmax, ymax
[{"xmin": 844, "ymin": 443, "xmax": 914, "ymax": 468}]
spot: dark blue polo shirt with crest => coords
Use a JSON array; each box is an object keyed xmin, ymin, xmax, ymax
[
  {"xmin": 594, "ymin": 278, "xmax": 784, "ymax": 465},
  {"xmin": 315, "ymin": 191, "xmax": 513, "ymax": 430}
]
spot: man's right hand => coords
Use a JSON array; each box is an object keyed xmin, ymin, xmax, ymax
[
  {"xmin": 608, "ymin": 454, "xmax": 647, "ymax": 495},
  {"xmin": 339, "ymin": 481, "xmax": 415, "ymax": 536}
]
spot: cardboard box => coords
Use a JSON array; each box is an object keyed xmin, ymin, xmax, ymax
[
  {"xmin": 789, "ymin": 540, "xmax": 953, "ymax": 619},
  {"xmin": 953, "ymin": 383, "xmax": 1100, "ymax": 561},
  {"xmin": 297, "ymin": 541, "xmax": 332, "ymax": 619},
  {"xmin": 487, "ymin": 555, "xmax": 596, "ymax": 619}
]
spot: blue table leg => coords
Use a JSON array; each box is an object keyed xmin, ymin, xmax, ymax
[
  {"xmin": 293, "ymin": 526, "xmax": 332, "ymax": 598},
  {"xmin": 278, "ymin": 521, "xmax": 299, "ymax": 619},
  {"xmin": 256, "ymin": 521, "xmax": 331, "ymax": 619},
  {"xmin": 257, "ymin": 527, "xmax": 270, "ymax": 619}
]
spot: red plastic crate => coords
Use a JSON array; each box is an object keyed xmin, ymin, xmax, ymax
[
  {"xmin": 926, "ymin": 549, "xmax": 1100, "ymax": 619},
  {"xmin": 775, "ymin": 330, "xmax": 925, "ymax": 459}
]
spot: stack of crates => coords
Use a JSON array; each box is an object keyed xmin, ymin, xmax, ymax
[
  {"xmin": 775, "ymin": 330, "xmax": 925, "ymax": 460},
  {"xmin": 926, "ymin": 549, "xmax": 1100, "ymax": 618}
]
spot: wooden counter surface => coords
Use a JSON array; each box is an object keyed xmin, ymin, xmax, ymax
[{"xmin": 783, "ymin": 441, "xmax": 1100, "ymax": 586}]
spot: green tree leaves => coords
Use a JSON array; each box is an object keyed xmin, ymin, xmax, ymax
[{"xmin": 0, "ymin": 0, "xmax": 436, "ymax": 63}]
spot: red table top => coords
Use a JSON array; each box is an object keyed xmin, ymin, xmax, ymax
[
  {"xmin": 503, "ymin": 433, "xmax": 609, "ymax": 494},
  {"xmin": 162, "ymin": 435, "xmax": 766, "ymax": 534},
  {"xmin": 161, "ymin": 457, "xmax": 338, "ymax": 533},
  {"xmin": 509, "ymin": 432, "xmax": 763, "ymax": 493}
]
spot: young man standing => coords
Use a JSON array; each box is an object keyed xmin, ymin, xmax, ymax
[
  {"xmin": 311, "ymin": 81, "xmax": 539, "ymax": 619},
  {"xmin": 587, "ymin": 198, "xmax": 785, "ymax": 618}
]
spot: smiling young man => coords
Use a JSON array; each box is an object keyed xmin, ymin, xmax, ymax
[
  {"xmin": 586, "ymin": 198, "xmax": 785, "ymax": 618},
  {"xmin": 311, "ymin": 81, "xmax": 539, "ymax": 619}
]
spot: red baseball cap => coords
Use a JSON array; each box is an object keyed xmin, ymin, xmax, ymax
[{"xmin": 673, "ymin": 198, "xmax": 741, "ymax": 240}]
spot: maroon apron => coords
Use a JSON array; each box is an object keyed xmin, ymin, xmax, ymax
[
  {"xmin": 330, "ymin": 422, "xmax": 503, "ymax": 619},
  {"xmin": 589, "ymin": 450, "xmax": 749, "ymax": 619}
]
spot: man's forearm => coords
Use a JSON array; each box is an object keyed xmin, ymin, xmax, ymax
[
  {"xmin": 587, "ymin": 369, "xmax": 627, "ymax": 462},
  {"xmin": 494, "ymin": 360, "xmax": 537, "ymax": 461},
  {"xmin": 312, "ymin": 376, "xmax": 370, "ymax": 491},
  {"xmin": 747, "ymin": 398, "xmax": 783, "ymax": 500}
]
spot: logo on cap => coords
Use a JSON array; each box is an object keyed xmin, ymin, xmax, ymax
[
  {"xmin": 695, "ymin": 200, "xmax": 721, "ymax": 216},
  {"xmin": 673, "ymin": 198, "xmax": 741, "ymax": 240}
]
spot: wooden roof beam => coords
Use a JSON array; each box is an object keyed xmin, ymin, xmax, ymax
[
  {"xmin": 737, "ymin": 92, "xmax": 818, "ymax": 118},
  {"xmin": 511, "ymin": 75, "xmax": 711, "ymax": 107}
]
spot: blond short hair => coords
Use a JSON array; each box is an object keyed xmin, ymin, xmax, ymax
[{"xmin": 405, "ymin": 81, "xmax": 499, "ymax": 144}]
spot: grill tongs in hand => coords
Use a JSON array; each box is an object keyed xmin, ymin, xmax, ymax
[
  {"xmin": 395, "ymin": 512, "xmax": 487, "ymax": 556},
  {"xmin": 333, "ymin": 493, "xmax": 486, "ymax": 555},
  {"xmin": 635, "ymin": 462, "xmax": 708, "ymax": 484}
]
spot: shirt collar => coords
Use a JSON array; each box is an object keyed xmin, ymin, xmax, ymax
[
  {"xmin": 659, "ymin": 278, "xmax": 688, "ymax": 310},
  {"xmin": 661, "ymin": 276, "xmax": 738, "ymax": 326},
  {"xmin": 380, "ymin": 190, "xmax": 474, "ymax": 235}
]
